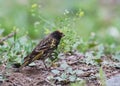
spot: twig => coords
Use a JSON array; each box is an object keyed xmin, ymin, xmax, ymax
[
  {"xmin": 0, "ymin": 31, "xmax": 16, "ymax": 43},
  {"xmin": 67, "ymin": 60, "xmax": 79, "ymax": 65},
  {"xmin": 45, "ymin": 79, "xmax": 56, "ymax": 86}
]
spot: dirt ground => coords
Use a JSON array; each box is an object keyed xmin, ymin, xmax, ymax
[{"xmin": 0, "ymin": 52, "xmax": 120, "ymax": 86}]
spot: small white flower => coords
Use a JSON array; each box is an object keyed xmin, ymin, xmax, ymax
[
  {"xmin": 64, "ymin": 9, "xmax": 69, "ymax": 15},
  {"xmin": 34, "ymin": 21, "xmax": 40, "ymax": 28},
  {"xmin": 91, "ymin": 32, "xmax": 95, "ymax": 37}
]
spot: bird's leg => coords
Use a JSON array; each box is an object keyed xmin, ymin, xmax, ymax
[
  {"xmin": 42, "ymin": 60, "xmax": 51, "ymax": 71},
  {"xmin": 43, "ymin": 61, "xmax": 47, "ymax": 69}
]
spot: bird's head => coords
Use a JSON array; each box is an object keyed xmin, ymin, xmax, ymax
[{"xmin": 50, "ymin": 30, "xmax": 65, "ymax": 40}]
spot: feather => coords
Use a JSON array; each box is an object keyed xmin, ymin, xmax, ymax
[{"xmin": 19, "ymin": 30, "xmax": 64, "ymax": 69}]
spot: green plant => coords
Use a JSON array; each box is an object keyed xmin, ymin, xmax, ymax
[
  {"xmin": 0, "ymin": 33, "xmax": 36, "ymax": 67},
  {"xmin": 70, "ymin": 81, "xmax": 86, "ymax": 86},
  {"xmin": 99, "ymin": 67, "xmax": 106, "ymax": 86}
]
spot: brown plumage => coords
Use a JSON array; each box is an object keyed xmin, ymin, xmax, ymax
[{"xmin": 20, "ymin": 30, "xmax": 64, "ymax": 69}]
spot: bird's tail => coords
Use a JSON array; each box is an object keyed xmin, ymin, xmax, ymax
[
  {"xmin": 19, "ymin": 56, "xmax": 31, "ymax": 70},
  {"xmin": 19, "ymin": 51, "xmax": 43, "ymax": 70}
]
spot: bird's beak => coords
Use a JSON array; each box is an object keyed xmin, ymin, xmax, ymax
[{"xmin": 57, "ymin": 30, "xmax": 65, "ymax": 37}]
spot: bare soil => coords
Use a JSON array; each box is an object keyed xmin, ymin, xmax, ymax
[{"xmin": 0, "ymin": 52, "xmax": 120, "ymax": 86}]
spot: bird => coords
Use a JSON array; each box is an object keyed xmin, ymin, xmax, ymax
[{"xmin": 19, "ymin": 30, "xmax": 64, "ymax": 70}]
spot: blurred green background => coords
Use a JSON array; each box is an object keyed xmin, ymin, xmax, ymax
[{"xmin": 0, "ymin": 0, "xmax": 120, "ymax": 44}]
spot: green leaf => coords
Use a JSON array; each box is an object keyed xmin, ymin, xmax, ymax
[
  {"xmin": 69, "ymin": 75, "xmax": 76, "ymax": 82},
  {"xmin": 66, "ymin": 67, "xmax": 74, "ymax": 74},
  {"xmin": 93, "ymin": 58, "xmax": 103, "ymax": 64},
  {"xmin": 51, "ymin": 69, "xmax": 60, "ymax": 75},
  {"xmin": 0, "ymin": 29, "xmax": 4, "ymax": 35},
  {"xmin": 114, "ymin": 52, "xmax": 120, "ymax": 61},
  {"xmin": 29, "ymin": 62, "xmax": 36, "ymax": 66},
  {"xmin": 75, "ymin": 69, "xmax": 84, "ymax": 75},
  {"xmin": 55, "ymin": 77, "xmax": 63, "ymax": 81},
  {"xmin": 60, "ymin": 61, "xmax": 69, "ymax": 70},
  {"xmin": 99, "ymin": 67, "xmax": 106, "ymax": 86},
  {"xmin": 70, "ymin": 80, "xmax": 86, "ymax": 86},
  {"xmin": 61, "ymin": 73, "xmax": 67, "ymax": 80}
]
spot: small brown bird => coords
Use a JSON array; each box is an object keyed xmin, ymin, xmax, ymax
[{"xmin": 20, "ymin": 30, "xmax": 64, "ymax": 69}]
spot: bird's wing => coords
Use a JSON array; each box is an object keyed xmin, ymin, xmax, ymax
[
  {"xmin": 33, "ymin": 36, "xmax": 57, "ymax": 53},
  {"xmin": 20, "ymin": 37, "xmax": 57, "ymax": 69},
  {"xmin": 20, "ymin": 50, "xmax": 44, "ymax": 69}
]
